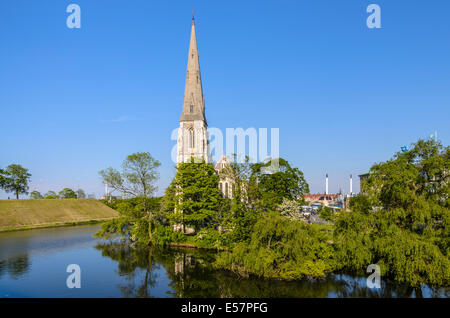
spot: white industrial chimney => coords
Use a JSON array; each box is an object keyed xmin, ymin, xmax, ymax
[
  {"xmin": 350, "ymin": 174, "xmax": 353, "ymax": 196},
  {"xmin": 325, "ymin": 174, "xmax": 329, "ymax": 195}
]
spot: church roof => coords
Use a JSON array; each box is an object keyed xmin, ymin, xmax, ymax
[
  {"xmin": 215, "ymin": 153, "xmax": 231, "ymax": 171},
  {"xmin": 180, "ymin": 16, "xmax": 206, "ymax": 123}
]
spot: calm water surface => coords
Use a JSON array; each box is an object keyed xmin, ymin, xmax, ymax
[{"xmin": 0, "ymin": 225, "xmax": 448, "ymax": 298}]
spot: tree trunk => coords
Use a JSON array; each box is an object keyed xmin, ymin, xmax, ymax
[{"xmin": 16, "ymin": 191, "xmax": 19, "ymax": 200}]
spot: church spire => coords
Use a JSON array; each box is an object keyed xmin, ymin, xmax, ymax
[{"xmin": 180, "ymin": 13, "xmax": 206, "ymax": 123}]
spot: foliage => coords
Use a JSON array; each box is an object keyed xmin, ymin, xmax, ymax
[
  {"xmin": 98, "ymin": 152, "xmax": 161, "ymax": 242},
  {"xmin": 99, "ymin": 152, "xmax": 161, "ymax": 201},
  {"xmin": 151, "ymin": 225, "xmax": 186, "ymax": 246},
  {"xmin": 76, "ymin": 189, "xmax": 86, "ymax": 199},
  {"xmin": 278, "ymin": 198, "xmax": 303, "ymax": 221},
  {"xmin": 337, "ymin": 139, "xmax": 450, "ymax": 287},
  {"xmin": 44, "ymin": 191, "xmax": 59, "ymax": 199},
  {"xmin": 319, "ymin": 206, "xmax": 334, "ymax": 222},
  {"xmin": 29, "ymin": 190, "xmax": 43, "ymax": 199},
  {"xmin": 171, "ymin": 158, "xmax": 224, "ymax": 231},
  {"xmin": 217, "ymin": 155, "xmax": 262, "ymax": 242},
  {"xmin": 59, "ymin": 188, "xmax": 77, "ymax": 199},
  {"xmin": 215, "ymin": 212, "xmax": 335, "ymax": 279},
  {"xmin": 348, "ymin": 194, "xmax": 372, "ymax": 214},
  {"xmin": 195, "ymin": 228, "xmax": 231, "ymax": 250},
  {"xmin": 95, "ymin": 197, "xmax": 161, "ymax": 244},
  {"xmin": 0, "ymin": 164, "xmax": 31, "ymax": 199},
  {"xmin": 252, "ymin": 158, "xmax": 309, "ymax": 209}
]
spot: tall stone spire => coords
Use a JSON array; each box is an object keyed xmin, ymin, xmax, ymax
[
  {"xmin": 177, "ymin": 15, "xmax": 211, "ymax": 164},
  {"xmin": 180, "ymin": 15, "xmax": 206, "ymax": 123}
]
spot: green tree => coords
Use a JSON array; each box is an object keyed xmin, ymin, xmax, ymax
[
  {"xmin": 59, "ymin": 188, "xmax": 77, "ymax": 199},
  {"xmin": 29, "ymin": 190, "xmax": 43, "ymax": 199},
  {"xmin": 335, "ymin": 138, "xmax": 450, "ymax": 287},
  {"xmin": 44, "ymin": 191, "xmax": 59, "ymax": 199},
  {"xmin": 252, "ymin": 158, "xmax": 309, "ymax": 209},
  {"xmin": 99, "ymin": 152, "xmax": 161, "ymax": 243},
  {"xmin": 0, "ymin": 168, "xmax": 5, "ymax": 189},
  {"xmin": 319, "ymin": 206, "xmax": 334, "ymax": 221},
  {"xmin": 1, "ymin": 164, "xmax": 32, "ymax": 199},
  {"xmin": 76, "ymin": 189, "xmax": 86, "ymax": 199},
  {"xmin": 218, "ymin": 155, "xmax": 260, "ymax": 242},
  {"xmin": 172, "ymin": 158, "xmax": 223, "ymax": 232},
  {"xmin": 215, "ymin": 212, "xmax": 335, "ymax": 280}
]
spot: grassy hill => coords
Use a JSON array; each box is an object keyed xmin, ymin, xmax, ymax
[{"xmin": 0, "ymin": 199, "xmax": 119, "ymax": 232}]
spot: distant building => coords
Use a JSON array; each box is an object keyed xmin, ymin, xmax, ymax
[{"xmin": 304, "ymin": 193, "xmax": 340, "ymax": 207}]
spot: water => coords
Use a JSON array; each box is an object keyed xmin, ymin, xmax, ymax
[{"xmin": 0, "ymin": 225, "xmax": 448, "ymax": 298}]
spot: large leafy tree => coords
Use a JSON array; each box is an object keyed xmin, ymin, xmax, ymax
[
  {"xmin": 59, "ymin": 188, "xmax": 77, "ymax": 199},
  {"xmin": 252, "ymin": 158, "xmax": 309, "ymax": 209},
  {"xmin": 1, "ymin": 164, "xmax": 32, "ymax": 199},
  {"xmin": 336, "ymin": 139, "xmax": 450, "ymax": 287},
  {"xmin": 99, "ymin": 152, "xmax": 161, "ymax": 211},
  {"xmin": 44, "ymin": 191, "xmax": 59, "ymax": 199},
  {"xmin": 29, "ymin": 190, "xmax": 43, "ymax": 199},
  {"xmin": 99, "ymin": 152, "xmax": 161, "ymax": 242},
  {"xmin": 172, "ymin": 158, "xmax": 223, "ymax": 232}
]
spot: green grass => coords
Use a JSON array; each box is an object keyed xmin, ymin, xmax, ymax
[{"xmin": 0, "ymin": 199, "xmax": 119, "ymax": 232}]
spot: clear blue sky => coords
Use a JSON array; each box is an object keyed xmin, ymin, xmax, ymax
[{"xmin": 1, "ymin": 0, "xmax": 449, "ymax": 198}]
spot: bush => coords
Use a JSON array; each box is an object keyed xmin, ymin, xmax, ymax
[
  {"xmin": 215, "ymin": 212, "xmax": 335, "ymax": 279},
  {"xmin": 195, "ymin": 228, "xmax": 231, "ymax": 250},
  {"xmin": 152, "ymin": 225, "xmax": 186, "ymax": 246}
]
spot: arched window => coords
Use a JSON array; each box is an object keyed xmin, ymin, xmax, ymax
[
  {"xmin": 189, "ymin": 128, "xmax": 195, "ymax": 148},
  {"xmin": 219, "ymin": 183, "xmax": 223, "ymax": 193},
  {"xmin": 190, "ymin": 105, "xmax": 194, "ymax": 113},
  {"xmin": 225, "ymin": 183, "xmax": 228, "ymax": 198}
]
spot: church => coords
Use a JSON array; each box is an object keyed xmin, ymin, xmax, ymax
[{"xmin": 176, "ymin": 15, "xmax": 232, "ymax": 199}]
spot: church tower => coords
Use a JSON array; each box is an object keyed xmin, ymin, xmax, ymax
[{"xmin": 177, "ymin": 15, "xmax": 211, "ymax": 164}]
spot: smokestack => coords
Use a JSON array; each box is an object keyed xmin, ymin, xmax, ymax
[
  {"xmin": 350, "ymin": 174, "xmax": 353, "ymax": 195},
  {"xmin": 326, "ymin": 174, "xmax": 329, "ymax": 195}
]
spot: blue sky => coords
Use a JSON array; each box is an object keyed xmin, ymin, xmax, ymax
[{"xmin": 1, "ymin": 0, "xmax": 449, "ymax": 198}]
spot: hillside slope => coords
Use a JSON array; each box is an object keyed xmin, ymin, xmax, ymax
[{"xmin": 0, "ymin": 199, "xmax": 119, "ymax": 232}]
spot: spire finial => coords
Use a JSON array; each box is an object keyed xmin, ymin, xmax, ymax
[{"xmin": 192, "ymin": 9, "xmax": 195, "ymax": 22}]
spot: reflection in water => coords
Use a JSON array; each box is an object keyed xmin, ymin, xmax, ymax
[
  {"xmin": 0, "ymin": 226, "xmax": 448, "ymax": 298},
  {"xmin": 95, "ymin": 242, "xmax": 448, "ymax": 298},
  {"xmin": 0, "ymin": 254, "xmax": 31, "ymax": 280}
]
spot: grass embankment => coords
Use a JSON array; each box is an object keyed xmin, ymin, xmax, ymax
[{"xmin": 0, "ymin": 199, "xmax": 119, "ymax": 232}]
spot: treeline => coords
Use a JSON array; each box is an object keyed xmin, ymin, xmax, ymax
[
  {"xmin": 29, "ymin": 188, "xmax": 87, "ymax": 199},
  {"xmin": 95, "ymin": 139, "xmax": 449, "ymax": 288}
]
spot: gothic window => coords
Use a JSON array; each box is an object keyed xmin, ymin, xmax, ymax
[
  {"xmin": 189, "ymin": 128, "xmax": 195, "ymax": 148},
  {"xmin": 190, "ymin": 105, "xmax": 194, "ymax": 113},
  {"xmin": 225, "ymin": 183, "xmax": 228, "ymax": 198},
  {"xmin": 219, "ymin": 183, "xmax": 223, "ymax": 193}
]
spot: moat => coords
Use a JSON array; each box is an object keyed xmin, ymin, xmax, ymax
[{"xmin": 0, "ymin": 225, "xmax": 448, "ymax": 298}]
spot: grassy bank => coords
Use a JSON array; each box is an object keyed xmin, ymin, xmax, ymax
[{"xmin": 0, "ymin": 199, "xmax": 119, "ymax": 232}]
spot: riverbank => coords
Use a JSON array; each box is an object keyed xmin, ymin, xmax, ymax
[{"xmin": 0, "ymin": 199, "xmax": 119, "ymax": 232}]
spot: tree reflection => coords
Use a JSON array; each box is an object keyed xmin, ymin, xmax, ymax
[
  {"xmin": 0, "ymin": 254, "xmax": 30, "ymax": 279},
  {"xmin": 94, "ymin": 242, "xmax": 432, "ymax": 298},
  {"xmin": 95, "ymin": 242, "xmax": 158, "ymax": 297}
]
